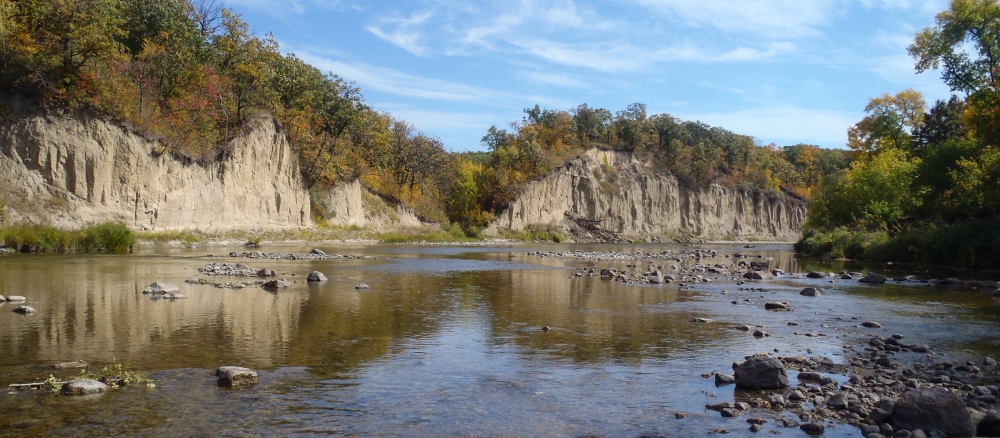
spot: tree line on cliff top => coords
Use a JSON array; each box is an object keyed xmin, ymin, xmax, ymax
[
  {"xmin": 798, "ymin": 0, "xmax": 1000, "ymax": 269},
  {"xmin": 0, "ymin": 0, "xmax": 849, "ymax": 232}
]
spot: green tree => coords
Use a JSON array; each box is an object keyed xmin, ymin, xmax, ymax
[{"xmin": 847, "ymin": 89, "xmax": 926, "ymax": 156}]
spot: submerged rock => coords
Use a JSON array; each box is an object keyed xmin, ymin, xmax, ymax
[
  {"xmin": 891, "ymin": 388, "xmax": 974, "ymax": 437},
  {"xmin": 142, "ymin": 282, "xmax": 179, "ymax": 294},
  {"xmin": 62, "ymin": 379, "xmax": 109, "ymax": 395},
  {"xmin": 307, "ymin": 271, "xmax": 328, "ymax": 282},
  {"xmin": 859, "ymin": 274, "xmax": 886, "ymax": 284},
  {"xmin": 216, "ymin": 366, "xmax": 258, "ymax": 387},
  {"xmin": 734, "ymin": 355, "xmax": 788, "ymax": 390},
  {"xmin": 52, "ymin": 360, "xmax": 87, "ymax": 369},
  {"xmin": 12, "ymin": 305, "xmax": 35, "ymax": 314}
]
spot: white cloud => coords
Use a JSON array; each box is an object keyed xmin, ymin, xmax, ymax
[
  {"xmin": 519, "ymin": 71, "xmax": 591, "ymax": 89},
  {"xmin": 297, "ymin": 52, "xmax": 507, "ymax": 103},
  {"xmin": 366, "ymin": 11, "xmax": 433, "ymax": 56},
  {"xmin": 631, "ymin": 0, "xmax": 841, "ymax": 38}
]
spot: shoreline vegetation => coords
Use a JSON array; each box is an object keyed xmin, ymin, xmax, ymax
[{"xmin": 795, "ymin": 2, "xmax": 1000, "ymax": 270}]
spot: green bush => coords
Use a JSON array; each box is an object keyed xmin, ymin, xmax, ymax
[
  {"xmin": 795, "ymin": 227, "xmax": 888, "ymax": 260},
  {"xmin": 0, "ymin": 222, "xmax": 135, "ymax": 253},
  {"xmin": 866, "ymin": 219, "xmax": 1000, "ymax": 269}
]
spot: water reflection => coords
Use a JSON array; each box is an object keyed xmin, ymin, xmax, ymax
[{"xmin": 0, "ymin": 244, "xmax": 996, "ymax": 436}]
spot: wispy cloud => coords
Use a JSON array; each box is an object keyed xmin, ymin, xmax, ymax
[
  {"xmin": 366, "ymin": 11, "xmax": 433, "ymax": 56},
  {"xmin": 518, "ymin": 70, "xmax": 591, "ymax": 89},
  {"xmin": 630, "ymin": 0, "xmax": 841, "ymax": 38}
]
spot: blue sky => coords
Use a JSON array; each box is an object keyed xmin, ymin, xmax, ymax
[{"xmin": 226, "ymin": 0, "xmax": 953, "ymax": 151}]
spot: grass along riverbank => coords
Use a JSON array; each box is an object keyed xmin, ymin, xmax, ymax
[
  {"xmin": 0, "ymin": 223, "xmax": 136, "ymax": 253},
  {"xmin": 796, "ymin": 219, "xmax": 1000, "ymax": 271}
]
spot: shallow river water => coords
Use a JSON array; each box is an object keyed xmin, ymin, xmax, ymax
[{"xmin": 0, "ymin": 243, "xmax": 998, "ymax": 437}]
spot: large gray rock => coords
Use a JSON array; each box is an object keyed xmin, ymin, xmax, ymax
[
  {"xmin": 734, "ymin": 355, "xmax": 788, "ymax": 390},
  {"xmin": 307, "ymin": 271, "xmax": 328, "ymax": 282},
  {"xmin": 891, "ymin": 388, "xmax": 974, "ymax": 437},
  {"xmin": 12, "ymin": 305, "xmax": 36, "ymax": 314},
  {"xmin": 216, "ymin": 366, "xmax": 258, "ymax": 387},
  {"xmin": 61, "ymin": 379, "xmax": 109, "ymax": 395},
  {"xmin": 743, "ymin": 271, "xmax": 774, "ymax": 280},
  {"xmin": 262, "ymin": 279, "xmax": 290, "ymax": 289},
  {"xmin": 800, "ymin": 287, "xmax": 823, "ymax": 297},
  {"xmin": 142, "ymin": 282, "xmax": 179, "ymax": 294},
  {"xmin": 806, "ymin": 271, "xmax": 825, "ymax": 279},
  {"xmin": 859, "ymin": 274, "xmax": 887, "ymax": 284},
  {"xmin": 826, "ymin": 392, "xmax": 849, "ymax": 410}
]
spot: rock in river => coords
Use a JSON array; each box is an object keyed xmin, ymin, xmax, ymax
[
  {"xmin": 262, "ymin": 279, "xmax": 290, "ymax": 290},
  {"xmin": 765, "ymin": 301, "xmax": 791, "ymax": 311},
  {"xmin": 715, "ymin": 373, "xmax": 735, "ymax": 385},
  {"xmin": 806, "ymin": 271, "xmax": 825, "ymax": 279},
  {"xmin": 310, "ymin": 248, "xmax": 326, "ymax": 255},
  {"xmin": 355, "ymin": 283, "xmax": 370, "ymax": 290},
  {"xmin": 891, "ymin": 388, "xmax": 975, "ymax": 437},
  {"xmin": 859, "ymin": 274, "xmax": 887, "ymax": 284},
  {"xmin": 743, "ymin": 271, "xmax": 774, "ymax": 280},
  {"xmin": 799, "ymin": 287, "xmax": 823, "ymax": 297},
  {"xmin": 62, "ymin": 379, "xmax": 109, "ymax": 395},
  {"xmin": 12, "ymin": 305, "xmax": 35, "ymax": 314},
  {"xmin": 6, "ymin": 295, "xmax": 26, "ymax": 301},
  {"xmin": 734, "ymin": 355, "xmax": 788, "ymax": 390},
  {"xmin": 143, "ymin": 282, "xmax": 179, "ymax": 294},
  {"xmin": 216, "ymin": 366, "xmax": 258, "ymax": 387},
  {"xmin": 307, "ymin": 271, "xmax": 328, "ymax": 283},
  {"xmin": 826, "ymin": 391, "xmax": 848, "ymax": 410}
]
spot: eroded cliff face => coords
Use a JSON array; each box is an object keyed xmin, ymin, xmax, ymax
[
  {"xmin": 315, "ymin": 179, "xmax": 424, "ymax": 230},
  {"xmin": 486, "ymin": 149, "xmax": 807, "ymax": 242},
  {"xmin": 0, "ymin": 115, "xmax": 310, "ymax": 231}
]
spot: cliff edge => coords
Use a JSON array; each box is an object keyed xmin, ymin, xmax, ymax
[
  {"xmin": 0, "ymin": 115, "xmax": 311, "ymax": 231},
  {"xmin": 486, "ymin": 149, "xmax": 807, "ymax": 242}
]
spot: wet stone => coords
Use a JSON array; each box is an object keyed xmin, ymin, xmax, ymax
[
  {"xmin": 800, "ymin": 422, "xmax": 825, "ymax": 435},
  {"xmin": 6, "ymin": 295, "xmax": 26, "ymax": 301},
  {"xmin": 12, "ymin": 305, "xmax": 35, "ymax": 314},
  {"xmin": 734, "ymin": 355, "xmax": 788, "ymax": 390},
  {"xmin": 355, "ymin": 283, "xmax": 370, "ymax": 289},
  {"xmin": 216, "ymin": 366, "xmax": 258, "ymax": 387},
  {"xmin": 61, "ymin": 379, "xmax": 109, "ymax": 395},
  {"xmin": 262, "ymin": 279, "xmax": 290, "ymax": 290},
  {"xmin": 800, "ymin": 287, "xmax": 823, "ymax": 297},
  {"xmin": 142, "ymin": 282, "xmax": 179, "ymax": 294},
  {"xmin": 307, "ymin": 271, "xmax": 328, "ymax": 282}
]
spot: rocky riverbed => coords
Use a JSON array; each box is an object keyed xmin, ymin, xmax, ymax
[{"xmin": 533, "ymin": 248, "xmax": 1000, "ymax": 436}]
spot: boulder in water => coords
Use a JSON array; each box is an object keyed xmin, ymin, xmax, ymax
[
  {"xmin": 62, "ymin": 379, "xmax": 109, "ymax": 395},
  {"xmin": 859, "ymin": 274, "xmax": 886, "ymax": 284},
  {"xmin": 355, "ymin": 283, "xmax": 370, "ymax": 290},
  {"xmin": 734, "ymin": 355, "xmax": 788, "ymax": 390},
  {"xmin": 262, "ymin": 279, "xmax": 290, "ymax": 290},
  {"xmin": 743, "ymin": 271, "xmax": 774, "ymax": 280},
  {"xmin": 6, "ymin": 295, "xmax": 26, "ymax": 301},
  {"xmin": 12, "ymin": 305, "xmax": 35, "ymax": 314},
  {"xmin": 216, "ymin": 366, "xmax": 258, "ymax": 387},
  {"xmin": 799, "ymin": 287, "xmax": 823, "ymax": 297},
  {"xmin": 307, "ymin": 271, "xmax": 328, "ymax": 282}
]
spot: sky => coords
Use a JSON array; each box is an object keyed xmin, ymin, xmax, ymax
[{"xmin": 225, "ymin": 0, "xmax": 954, "ymax": 151}]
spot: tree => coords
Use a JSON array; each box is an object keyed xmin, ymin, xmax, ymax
[
  {"xmin": 847, "ymin": 89, "xmax": 926, "ymax": 156},
  {"xmin": 912, "ymin": 96, "xmax": 967, "ymax": 153},
  {"xmin": 909, "ymin": 0, "xmax": 1000, "ymax": 95}
]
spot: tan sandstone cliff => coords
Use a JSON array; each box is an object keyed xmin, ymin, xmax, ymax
[
  {"xmin": 314, "ymin": 179, "xmax": 424, "ymax": 230},
  {"xmin": 0, "ymin": 114, "xmax": 311, "ymax": 231},
  {"xmin": 486, "ymin": 149, "xmax": 807, "ymax": 242}
]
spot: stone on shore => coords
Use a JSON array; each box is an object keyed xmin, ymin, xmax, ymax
[
  {"xmin": 7, "ymin": 295, "xmax": 26, "ymax": 301},
  {"xmin": 859, "ymin": 274, "xmax": 887, "ymax": 284},
  {"xmin": 734, "ymin": 355, "xmax": 788, "ymax": 390},
  {"xmin": 307, "ymin": 271, "xmax": 328, "ymax": 282},
  {"xmin": 142, "ymin": 282, "xmax": 179, "ymax": 294},
  {"xmin": 890, "ymin": 388, "xmax": 974, "ymax": 437},
  {"xmin": 216, "ymin": 366, "xmax": 258, "ymax": 387},
  {"xmin": 61, "ymin": 379, "xmax": 109, "ymax": 395},
  {"xmin": 826, "ymin": 392, "xmax": 848, "ymax": 410},
  {"xmin": 978, "ymin": 412, "xmax": 1000, "ymax": 437},
  {"xmin": 800, "ymin": 422, "xmax": 825, "ymax": 435},
  {"xmin": 649, "ymin": 271, "xmax": 665, "ymax": 284},
  {"xmin": 262, "ymin": 279, "xmax": 290, "ymax": 290},
  {"xmin": 799, "ymin": 287, "xmax": 823, "ymax": 297},
  {"xmin": 743, "ymin": 271, "xmax": 774, "ymax": 280},
  {"xmin": 310, "ymin": 249, "xmax": 326, "ymax": 255},
  {"xmin": 12, "ymin": 305, "xmax": 35, "ymax": 314}
]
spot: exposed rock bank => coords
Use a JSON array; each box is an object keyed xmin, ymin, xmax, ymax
[
  {"xmin": 486, "ymin": 149, "xmax": 806, "ymax": 242},
  {"xmin": 0, "ymin": 114, "xmax": 310, "ymax": 231}
]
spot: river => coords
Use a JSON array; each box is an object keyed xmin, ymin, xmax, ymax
[{"xmin": 0, "ymin": 243, "xmax": 997, "ymax": 436}]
